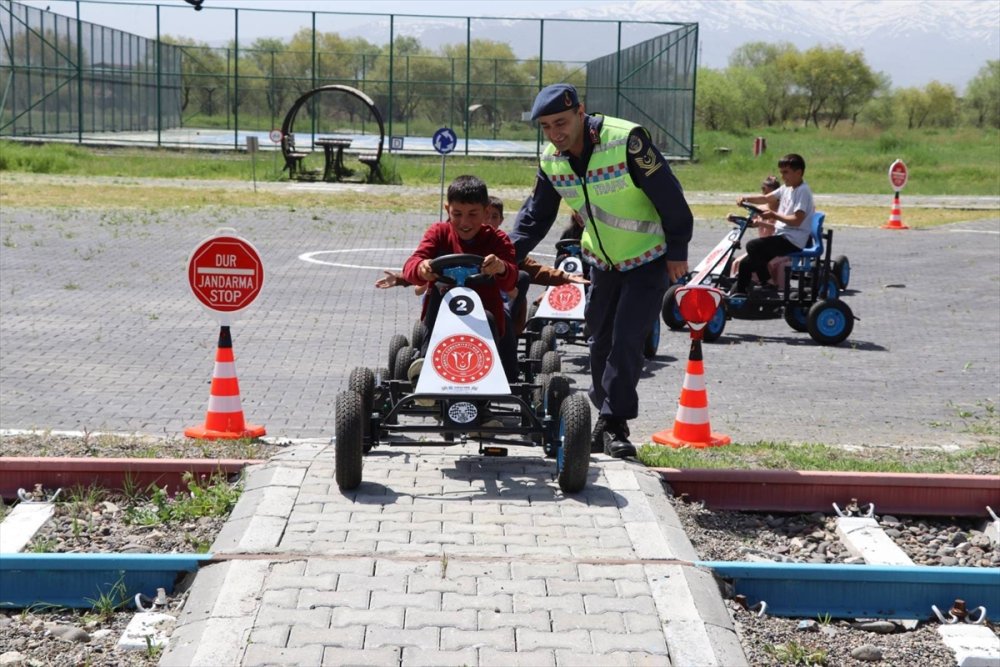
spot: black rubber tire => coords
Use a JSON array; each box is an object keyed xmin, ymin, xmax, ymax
[
  {"xmin": 335, "ymin": 391, "xmax": 364, "ymax": 490},
  {"xmin": 394, "ymin": 346, "xmax": 417, "ymax": 381},
  {"xmin": 526, "ymin": 302, "xmax": 539, "ymax": 325},
  {"xmin": 702, "ymin": 303, "xmax": 727, "ymax": 343},
  {"xmin": 661, "ymin": 284, "xmax": 686, "ymax": 330},
  {"xmin": 557, "ymin": 393, "xmax": 591, "ymax": 494},
  {"xmin": 533, "ymin": 373, "xmax": 551, "ymax": 413},
  {"xmin": 544, "ymin": 374, "xmax": 571, "ymax": 419},
  {"xmin": 807, "ymin": 299, "xmax": 854, "ymax": 346},
  {"xmin": 387, "ymin": 334, "xmax": 408, "ymax": 379},
  {"xmin": 348, "ymin": 367, "xmax": 375, "ymax": 452},
  {"xmin": 540, "ymin": 325, "xmax": 557, "ymax": 351},
  {"xmin": 832, "ymin": 255, "xmax": 851, "ymax": 290},
  {"xmin": 784, "ymin": 304, "xmax": 809, "ymax": 332},
  {"xmin": 529, "ymin": 340, "xmax": 546, "ymax": 373},
  {"xmin": 540, "ymin": 350, "xmax": 561, "ymax": 375},
  {"xmin": 411, "ymin": 320, "xmax": 427, "ymax": 351}
]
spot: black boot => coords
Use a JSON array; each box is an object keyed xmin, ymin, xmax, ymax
[{"xmin": 603, "ymin": 418, "xmax": 636, "ymax": 459}]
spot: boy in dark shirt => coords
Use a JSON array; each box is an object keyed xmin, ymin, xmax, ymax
[{"xmin": 402, "ymin": 175, "xmax": 519, "ymax": 381}]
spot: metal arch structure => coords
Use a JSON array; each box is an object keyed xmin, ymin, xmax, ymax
[{"xmin": 279, "ymin": 84, "xmax": 384, "ymax": 173}]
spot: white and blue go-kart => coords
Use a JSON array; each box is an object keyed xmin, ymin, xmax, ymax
[
  {"xmin": 335, "ymin": 254, "xmax": 592, "ymax": 494},
  {"xmin": 526, "ymin": 239, "xmax": 661, "ymax": 360}
]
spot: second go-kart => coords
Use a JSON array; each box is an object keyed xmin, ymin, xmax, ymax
[
  {"xmin": 661, "ymin": 204, "xmax": 855, "ymax": 346},
  {"xmin": 335, "ymin": 254, "xmax": 593, "ymax": 494},
  {"xmin": 525, "ymin": 239, "xmax": 661, "ymax": 360}
]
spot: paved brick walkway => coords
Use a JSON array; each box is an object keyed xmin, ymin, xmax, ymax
[{"xmin": 161, "ymin": 441, "xmax": 745, "ymax": 667}]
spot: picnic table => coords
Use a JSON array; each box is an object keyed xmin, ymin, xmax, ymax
[{"xmin": 315, "ymin": 136, "xmax": 354, "ymax": 181}]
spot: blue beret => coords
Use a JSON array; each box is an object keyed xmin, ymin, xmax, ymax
[{"xmin": 530, "ymin": 84, "xmax": 580, "ymax": 120}]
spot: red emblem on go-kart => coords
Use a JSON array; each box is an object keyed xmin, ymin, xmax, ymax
[
  {"xmin": 547, "ymin": 284, "xmax": 582, "ymax": 312},
  {"xmin": 431, "ymin": 335, "xmax": 494, "ymax": 384}
]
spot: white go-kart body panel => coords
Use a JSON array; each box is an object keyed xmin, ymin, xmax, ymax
[
  {"xmin": 414, "ymin": 286, "xmax": 510, "ymax": 396},
  {"xmin": 690, "ymin": 227, "xmax": 741, "ymax": 285},
  {"xmin": 533, "ymin": 256, "xmax": 586, "ymax": 321}
]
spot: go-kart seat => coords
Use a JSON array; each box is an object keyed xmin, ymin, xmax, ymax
[{"xmin": 785, "ymin": 211, "xmax": 825, "ymax": 272}]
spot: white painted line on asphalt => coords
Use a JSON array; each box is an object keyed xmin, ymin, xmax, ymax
[
  {"xmin": 946, "ymin": 229, "xmax": 1000, "ymax": 234},
  {"xmin": 298, "ymin": 248, "xmax": 409, "ymax": 270}
]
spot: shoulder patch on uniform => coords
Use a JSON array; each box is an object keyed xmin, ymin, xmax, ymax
[
  {"xmin": 627, "ymin": 133, "xmax": 643, "ymax": 155},
  {"xmin": 635, "ymin": 147, "xmax": 662, "ymax": 177}
]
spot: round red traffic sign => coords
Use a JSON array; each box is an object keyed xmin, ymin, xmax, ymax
[
  {"xmin": 269, "ymin": 129, "xmax": 282, "ymax": 143},
  {"xmin": 888, "ymin": 159, "xmax": 908, "ymax": 190},
  {"xmin": 188, "ymin": 234, "xmax": 264, "ymax": 313}
]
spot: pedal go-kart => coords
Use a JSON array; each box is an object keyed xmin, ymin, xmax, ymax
[
  {"xmin": 525, "ymin": 239, "xmax": 661, "ymax": 360},
  {"xmin": 334, "ymin": 254, "xmax": 592, "ymax": 494},
  {"xmin": 661, "ymin": 204, "xmax": 855, "ymax": 346}
]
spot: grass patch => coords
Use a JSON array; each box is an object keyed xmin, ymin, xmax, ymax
[
  {"xmin": 638, "ymin": 440, "xmax": 1000, "ymax": 474},
  {"xmin": 0, "ymin": 180, "xmax": 992, "ymax": 229}
]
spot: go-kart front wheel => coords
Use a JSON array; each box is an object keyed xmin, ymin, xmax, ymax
[
  {"xmin": 394, "ymin": 346, "xmax": 417, "ymax": 381},
  {"xmin": 807, "ymin": 299, "xmax": 854, "ymax": 346},
  {"xmin": 348, "ymin": 367, "xmax": 375, "ymax": 453},
  {"xmin": 387, "ymin": 334, "xmax": 409, "ymax": 379},
  {"xmin": 557, "ymin": 393, "xmax": 591, "ymax": 494},
  {"xmin": 832, "ymin": 255, "xmax": 851, "ymax": 290},
  {"xmin": 335, "ymin": 391, "xmax": 364, "ymax": 490},
  {"xmin": 662, "ymin": 284, "xmax": 686, "ymax": 330}
]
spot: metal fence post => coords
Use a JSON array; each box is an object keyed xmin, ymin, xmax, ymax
[{"xmin": 233, "ymin": 8, "xmax": 239, "ymax": 149}]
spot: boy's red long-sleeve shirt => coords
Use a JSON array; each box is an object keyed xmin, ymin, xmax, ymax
[{"xmin": 402, "ymin": 222, "xmax": 519, "ymax": 335}]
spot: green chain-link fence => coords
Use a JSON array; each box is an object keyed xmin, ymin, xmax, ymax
[{"xmin": 1, "ymin": 0, "xmax": 696, "ymax": 158}]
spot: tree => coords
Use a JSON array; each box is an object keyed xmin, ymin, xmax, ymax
[
  {"xmin": 695, "ymin": 68, "xmax": 740, "ymax": 131},
  {"xmin": 729, "ymin": 41, "xmax": 799, "ymax": 125},
  {"xmin": 922, "ymin": 81, "xmax": 959, "ymax": 128},
  {"xmin": 964, "ymin": 60, "xmax": 1000, "ymax": 128},
  {"xmin": 895, "ymin": 87, "xmax": 930, "ymax": 129},
  {"xmin": 723, "ymin": 67, "xmax": 767, "ymax": 128},
  {"xmin": 823, "ymin": 49, "xmax": 878, "ymax": 129}
]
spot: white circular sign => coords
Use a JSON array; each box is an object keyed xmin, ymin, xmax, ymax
[{"xmin": 269, "ymin": 129, "xmax": 283, "ymax": 144}]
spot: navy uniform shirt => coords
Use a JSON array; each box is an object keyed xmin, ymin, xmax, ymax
[{"xmin": 510, "ymin": 114, "xmax": 692, "ymax": 265}]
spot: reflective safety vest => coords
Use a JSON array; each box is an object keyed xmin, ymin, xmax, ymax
[{"xmin": 540, "ymin": 116, "xmax": 665, "ymax": 271}]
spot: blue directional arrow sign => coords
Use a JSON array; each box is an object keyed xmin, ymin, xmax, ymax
[{"xmin": 432, "ymin": 127, "xmax": 457, "ymax": 155}]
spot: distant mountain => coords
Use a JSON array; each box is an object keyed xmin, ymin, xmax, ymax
[{"xmin": 342, "ymin": 0, "xmax": 999, "ymax": 90}]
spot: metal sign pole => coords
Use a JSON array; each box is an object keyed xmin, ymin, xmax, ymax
[{"xmin": 439, "ymin": 154, "xmax": 446, "ymax": 220}]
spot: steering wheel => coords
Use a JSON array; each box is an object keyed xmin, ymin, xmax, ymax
[
  {"xmin": 741, "ymin": 202, "xmax": 764, "ymax": 217},
  {"xmin": 428, "ymin": 253, "xmax": 491, "ymax": 287}
]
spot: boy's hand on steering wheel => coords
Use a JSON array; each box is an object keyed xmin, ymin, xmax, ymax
[
  {"xmin": 417, "ymin": 259, "xmax": 439, "ymax": 282},
  {"xmin": 481, "ymin": 254, "xmax": 507, "ymax": 276}
]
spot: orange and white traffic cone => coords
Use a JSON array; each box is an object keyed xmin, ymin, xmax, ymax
[
  {"xmin": 185, "ymin": 326, "xmax": 265, "ymax": 440},
  {"xmin": 882, "ymin": 192, "xmax": 909, "ymax": 230},
  {"xmin": 651, "ymin": 338, "xmax": 730, "ymax": 449}
]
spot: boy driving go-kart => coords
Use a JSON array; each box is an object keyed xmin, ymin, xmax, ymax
[{"xmin": 334, "ymin": 176, "xmax": 593, "ymax": 494}]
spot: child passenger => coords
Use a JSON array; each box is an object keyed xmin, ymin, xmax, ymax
[{"xmin": 401, "ymin": 175, "xmax": 519, "ymax": 382}]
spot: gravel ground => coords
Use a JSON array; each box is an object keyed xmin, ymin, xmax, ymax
[{"xmin": 3, "ymin": 434, "xmax": 998, "ymax": 666}]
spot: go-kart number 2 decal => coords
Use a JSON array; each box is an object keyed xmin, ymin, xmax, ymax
[
  {"xmin": 449, "ymin": 295, "xmax": 474, "ymax": 315},
  {"xmin": 547, "ymin": 284, "xmax": 582, "ymax": 312},
  {"xmin": 432, "ymin": 335, "xmax": 494, "ymax": 384}
]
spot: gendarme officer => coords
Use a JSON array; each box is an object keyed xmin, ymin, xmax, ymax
[{"xmin": 510, "ymin": 83, "xmax": 692, "ymax": 458}]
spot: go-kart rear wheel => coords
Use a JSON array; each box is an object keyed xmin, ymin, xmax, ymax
[
  {"xmin": 533, "ymin": 373, "xmax": 551, "ymax": 413},
  {"xmin": 818, "ymin": 277, "xmax": 840, "ymax": 300},
  {"xmin": 348, "ymin": 367, "xmax": 375, "ymax": 453},
  {"xmin": 526, "ymin": 303, "xmax": 539, "ymax": 328},
  {"xmin": 541, "ymin": 350, "xmax": 561, "ymax": 375},
  {"xmin": 662, "ymin": 284, "xmax": 686, "ymax": 330},
  {"xmin": 643, "ymin": 318, "xmax": 661, "ymax": 358},
  {"xmin": 544, "ymin": 374, "xmax": 571, "ymax": 419},
  {"xmin": 784, "ymin": 303, "xmax": 809, "ymax": 332},
  {"xmin": 411, "ymin": 320, "xmax": 427, "ymax": 351},
  {"xmin": 387, "ymin": 334, "xmax": 409, "ymax": 379},
  {"xmin": 807, "ymin": 299, "xmax": 854, "ymax": 346},
  {"xmin": 540, "ymin": 325, "xmax": 557, "ymax": 351},
  {"xmin": 335, "ymin": 391, "xmax": 364, "ymax": 490},
  {"xmin": 394, "ymin": 346, "xmax": 417, "ymax": 381},
  {"xmin": 702, "ymin": 303, "xmax": 727, "ymax": 343},
  {"xmin": 833, "ymin": 255, "xmax": 851, "ymax": 290},
  {"xmin": 557, "ymin": 393, "xmax": 591, "ymax": 494},
  {"xmin": 529, "ymin": 340, "xmax": 546, "ymax": 372}
]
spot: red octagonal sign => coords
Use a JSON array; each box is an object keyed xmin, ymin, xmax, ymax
[
  {"xmin": 188, "ymin": 234, "xmax": 264, "ymax": 313},
  {"xmin": 888, "ymin": 159, "xmax": 908, "ymax": 190}
]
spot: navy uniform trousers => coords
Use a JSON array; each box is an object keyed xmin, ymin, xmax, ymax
[{"xmin": 585, "ymin": 255, "xmax": 669, "ymax": 420}]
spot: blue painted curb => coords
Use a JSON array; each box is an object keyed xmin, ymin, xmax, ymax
[
  {"xmin": 700, "ymin": 561, "xmax": 1000, "ymax": 619},
  {"xmin": 0, "ymin": 553, "xmax": 212, "ymax": 609}
]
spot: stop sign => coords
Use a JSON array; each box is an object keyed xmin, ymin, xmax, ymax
[
  {"xmin": 888, "ymin": 159, "xmax": 908, "ymax": 190},
  {"xmin": 188, "ymin": 233, "xmax": 264, "ymax": 314}
]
